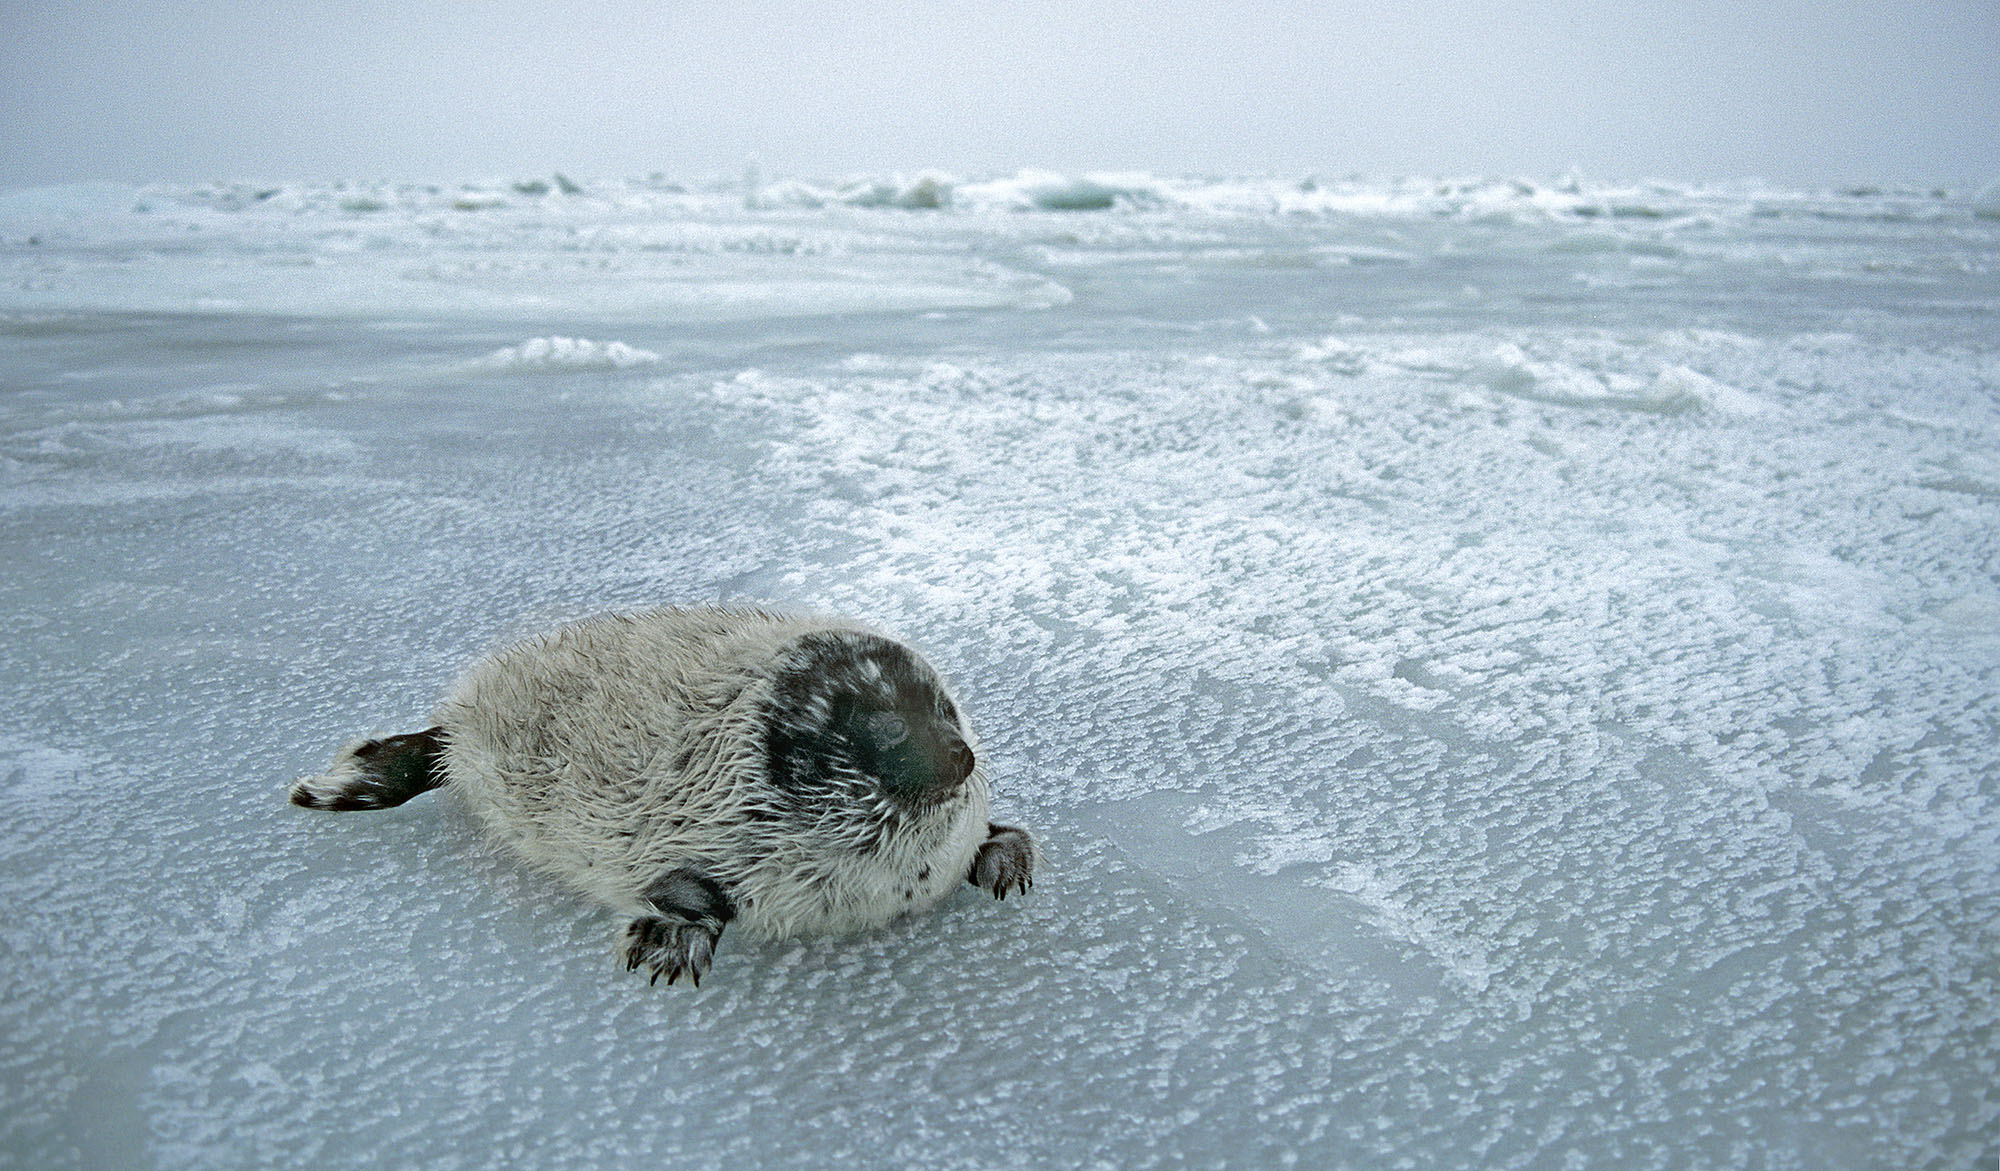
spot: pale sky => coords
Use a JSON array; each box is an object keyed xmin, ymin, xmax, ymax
[{"xmin": 3, "ymin": 0, "xmax": 1997, "ymax": 189}]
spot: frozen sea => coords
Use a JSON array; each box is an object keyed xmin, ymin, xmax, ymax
[{"xmin": 2, "ymin": 170, "xmax": 1997, "ymax": 1169}]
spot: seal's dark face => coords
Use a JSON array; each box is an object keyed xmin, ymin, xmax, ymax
[{"xmin": 764, "ymin": 631, "xmax": 976, "ymax": 813}]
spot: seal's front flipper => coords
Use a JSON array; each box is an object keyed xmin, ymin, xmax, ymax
[
  {"xmin": 622, "ymin": 918, "xmax": 724, "ymax": 987},
  {"xmin": 289, "ymin": 728, "xmax": 446, "ymax": 811},
  {"xmin": 623, "ymin": 867, "xmax": 736, "ymax": 987},
  {"xmin": 969, "ymin": 822, "xmax": 1036, "ymax": 899}
]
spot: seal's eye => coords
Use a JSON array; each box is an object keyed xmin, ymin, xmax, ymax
[{"xmin": 867, "ymin": 712, "xmax": 909, "ymax": 747}]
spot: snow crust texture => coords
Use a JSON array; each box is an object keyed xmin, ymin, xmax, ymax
[{"xmin": 2, "ymin": 172, "xmax": 1997, "ymax": 1169}]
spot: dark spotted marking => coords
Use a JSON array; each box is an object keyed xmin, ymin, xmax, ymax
[{"xmin": 761, "ymin": 631, "xmax": 978, "ymax": 815}]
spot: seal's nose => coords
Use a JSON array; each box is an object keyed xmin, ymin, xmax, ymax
[{"xmin": 946, "ymin": 739, "xmax": 976, "ymax": 785}]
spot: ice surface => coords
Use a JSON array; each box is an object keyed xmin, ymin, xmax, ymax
[
  {"xmin": 1976, "ymin": 180, "xmax": 2000, "ymax": 220},
  {"xmin": 2, "ymin": 172, "xmax": 1997, "ymax": 1169}
]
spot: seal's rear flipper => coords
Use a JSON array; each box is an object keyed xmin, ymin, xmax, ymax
[{"xmin": 289, "ymin": 728, "xmax": 447, "ymax": 810}]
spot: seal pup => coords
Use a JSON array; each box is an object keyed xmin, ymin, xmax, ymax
[{"xmin": 290, "ymin": 606, "xmax": 1035, "ymax": 986}]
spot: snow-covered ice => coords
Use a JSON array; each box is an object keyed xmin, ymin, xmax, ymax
[
  {"xmin": 2, "ymin": 171, "xmax": 1997, "ymax": 1168},
  {"xmin": 473, "ymin": 336, "xmax": 662, "ymax": 372}
]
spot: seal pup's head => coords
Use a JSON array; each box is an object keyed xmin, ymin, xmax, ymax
[{"xmin": 761, "ymin": 629, "xmax": 978, "ymax": 827}]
